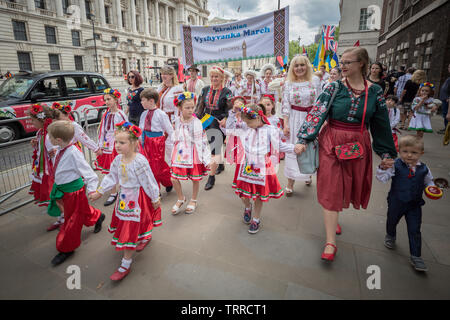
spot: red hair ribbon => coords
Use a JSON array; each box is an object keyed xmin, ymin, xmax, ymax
[
  {"xmin": 258, "ymin": 110, "xmax": 271, "ymax": 125},
  {"xmin": 262, "ymin": 94, "xmax": 275, "ymax": 103}
]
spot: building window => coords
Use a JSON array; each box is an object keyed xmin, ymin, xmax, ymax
[
  {"xmin": 103, "ymin": 57, "xmax": 110, "ymax": 74},
  {"xmin": 141, "ymin": 41, "xmax": 146, "ymax": 47},
  {"xmin": 153, "ymin": 43, "xmax": 157, "ymax": 55},
  {"xmin": 35, "ymin": 0, "xmax": 45, "ymax": 9},
  {"xmin": 172, "ymin": 47, "xmax": 176, "ymax": 57},
  {"xmin": 45, "ymin": 26, "xmax": 57, "ymax": 44},
  {"xmin": 127, "ymin": 39, "xmax": 133, "ymax": 45},
  {"xmin": 72, "ymin": 30, "xmax": 81, "ymax": 46},
  {"xmin": 111, "ymin": 36, "xmax": 118, "ymax": 42},
  {"xmin": 49, "ymin": 54, "xmax": 60, "ymax": 70},
  {"xmin": 105, "ymin": 6, "xmax": 111, "ymax": 24},
  {"xmin": 163, "ymin": 45, "xmax": 167, "ymax": 56},
  {"xmin": 154, "ymin": 60, "xmax": 158, "ymax": 67},
  {"xmin": 121, "ymin": 10, "xmax": 126, "ymax": 28},
  {"xmin": 62, "ymin": 0, "xmax": 69, "ymax": 14},
  {"xmin": 12, "ymin": 20, "xmax": 27, "ymax": 41},
  {"xmin": 17, "ymin": 52, "xmax": 32, "ymax": 71},
  {"xmin": 74, "ymin": 55, "xmax": 83, "ymax": 70},
  {"xmin": 85, "ymin": 1, "xmax": 92, "ymax": 20},
  {"xmin": 359, "ymin": 8, "xmax": 370, "ymax": 31},
  {"xmin": 94, "ymin": 33, "xmax": 101, "ymax": 40}
]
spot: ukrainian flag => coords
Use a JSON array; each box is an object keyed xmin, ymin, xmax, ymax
[
  {"xmin": 201, "ymin": 114, "xmax": 214, "ymax": 130},
  {"xmin": 313, "ymin": 37, "xmax": 325, "ymax": 71},
  {"xmin": 325, "ymin": 54, "xmax": 332, "ymax": 72},
  {"xmin": 330, "ymin": 51, "xmax": 339, "ymax": 69}
]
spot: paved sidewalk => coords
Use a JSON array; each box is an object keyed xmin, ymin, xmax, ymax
[{"xmin": 0, "ymin": 117, "xmax": 449, "ymax": 300}]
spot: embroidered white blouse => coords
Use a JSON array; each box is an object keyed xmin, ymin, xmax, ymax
[
  {"xmin": 281, "ymin": 77, "xmax": 321, "ymax": 116},
  {"xmin": 72, "ymin": 121, "xmax": 99, "ymax": 152},
  {"xmin": 157, "ymin": 84, "xmax": 184, "ymax": 116}
]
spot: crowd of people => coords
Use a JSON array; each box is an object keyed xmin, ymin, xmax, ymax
[{"xmin": 26, "ymin": 47, "xmax": 449, "ymax": 282}]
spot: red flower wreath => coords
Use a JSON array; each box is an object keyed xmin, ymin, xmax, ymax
[
  {"xmin": 130, "ymin": 125, "xmax": 142, "ymax": 138},
  {"xmin": 31, "ymin": 104, "xmax": 43, "ymax": 115}
]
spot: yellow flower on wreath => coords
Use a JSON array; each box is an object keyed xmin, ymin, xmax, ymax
[{"xmin": 119, "ymin": 200, "xmax": 126, "ymax": 210}]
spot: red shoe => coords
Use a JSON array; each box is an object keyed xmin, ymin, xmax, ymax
[
  {"xmin": 110, "ymin": 267, "xmax": 131, "ymax": 281},
  {"xmin": 336, "ymin": 224, "xmax": 342, "ymax": 235},
  {"xmin": 47, "ymin": 221, "xmax": 62, "ymax": 232},
  {"xmin": 136, "ymin": 238, "xmax": 151, "ymax": 252},
  {"xmin": 321, "ymin": 243, "xmax": 337, "ymax": 262}
]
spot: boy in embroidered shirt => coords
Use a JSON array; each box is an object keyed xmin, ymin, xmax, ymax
[
  {"xmin": 47, "ymin": 120, "xmax": 104, "ymax": 266},
  {"xmin": 377, "ymin": 135, "xmax": 436, "ymax": 272}
]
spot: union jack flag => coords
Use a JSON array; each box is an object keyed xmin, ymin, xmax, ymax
[{"xmin": 322, "ymin": 25, "xmax": 336, "ymax": 51}]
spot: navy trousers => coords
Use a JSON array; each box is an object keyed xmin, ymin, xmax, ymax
[{"xmin": 386, "ymin": 199, "xmax": 423, "ymax": 257}]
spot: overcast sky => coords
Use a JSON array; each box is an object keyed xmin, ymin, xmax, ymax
[{"xmin": 207, "ymin": 0, "xmax": 341, "ymax": 45}]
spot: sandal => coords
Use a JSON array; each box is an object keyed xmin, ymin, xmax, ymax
[
  {"xmin": 171, "ymin": 197, "xmax": 186, "ymax": 215},
  {"xmin": 185, "ymin": 199, "xmax": 198, "ymax": 214},
  {"xmin": 305, "ymin": 177, "xmax": 312, "ymax": 186},
  {"xmin": 285, "ymin": 187, "xmax": 293, "ymax": 197}
]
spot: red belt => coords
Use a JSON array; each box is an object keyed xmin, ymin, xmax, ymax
[
  {"xmin": 329, "ymin": 119, "xmax": 367, "ymax": 132},
  {"xmin": 291, "ymin": 105, "xmax": 313, "ymax": 112}
]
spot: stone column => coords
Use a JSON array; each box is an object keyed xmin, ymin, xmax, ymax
[
  {"xmin": 56, "ymin": 0, "xmax": 64, "ymax": 17},
  {"xmin": 143, "ymin": 0, "xmax": 150, "ymax": 36},
  {"xmin": 115, "ymin": 0, "xmax": 123, "ymax": 31},
  {"xmin": 26, "ymin": 0, "xmax": 35, "ymax": 12},
  {"xmin": 79, "ymin": 0, "xmax": 87, "ymax": 23},
  {"xmin": 155, "ymin": 0, "xmax": 160, "ymax": 38},
  {"xmin": 165, "ymin": 4, "xmax": 169, "ymax": 40},
  {"xmin": 131, "ymin": 0, "xmax": 137, "ymax": 33},
  {"xmin": 98, "ymin": 0, "xmax": 106, "ymax": 26}
]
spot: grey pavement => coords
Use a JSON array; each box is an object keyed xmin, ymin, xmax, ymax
[{"xmin": 0, "ymin": 116, "xmax": 449, "ymax": 300}]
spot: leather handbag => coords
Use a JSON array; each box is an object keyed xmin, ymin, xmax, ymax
[{"xmin": 297, "ymin": 82, "xmax": 339, "ymax": 174}]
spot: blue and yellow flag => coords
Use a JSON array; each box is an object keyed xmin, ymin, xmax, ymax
[
  {"xmin": 313, "ymin": 37, "xmax": 325, "ymax": 71},
  {"xmin": 325, "ymin": 54, "xmax": 332, "ymax": 72},
  {"xmin": 330, "ymin": 51, "xmax": 339, "ymax": 69},
  {"xmin": 201, "ymin": 114, "xmax": 214, "ymax": 130}
]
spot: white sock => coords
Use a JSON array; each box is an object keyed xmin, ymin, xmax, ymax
[
  {"xmin": 252, "ymin": 218, "xmax": 260, "ymax": 223},
  {"xmin": 118, "ymin": 258, "xmax": 132, "ymax": 272}
]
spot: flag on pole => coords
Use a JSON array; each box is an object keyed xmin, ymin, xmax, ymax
[
  {"xmin": 302, "ymin": 46, "xmax": 307, "ymax": 56},
  {"xmin": 178, "ymin": 58, "xmax": 184, "ymax": 82},
  {"xmin": 276, "ymin": 55, "xmax": 285, "ymax": 72},
  {"xmin": 325, "ymin": 54, "xmax": 331, "ymax": 72},
  {"xmin": 322, "ymin": 25, "xmax": 336, "ymax": 51},
  {"xmin": 330, "ymin": 51, "xmax": 339, "ymax": 69},
  {"xmin": 353, "ymin": 40, "xmax": 360, "ymax": 47},
  {"xmin": 313, "ymin": 37, "xmax": 326, "ymax": 71}
]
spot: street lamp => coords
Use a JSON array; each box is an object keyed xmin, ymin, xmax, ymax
[{"xmin": 88, "ymin": 13, "xmax": 99, "ymax": 73}]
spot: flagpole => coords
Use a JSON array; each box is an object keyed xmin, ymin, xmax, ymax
[{"xmin": 278, "ymin": 0, "xmax": 280, "ymax": 10}]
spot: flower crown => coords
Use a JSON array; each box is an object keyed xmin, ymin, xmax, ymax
[
  {"xmin": 103, "ymin": 88, "xmax": 121, "ymax": 99},
  {"xmin": 240, "ymin": 105, "xmax": 259, "ymax": 119},
  {"xmin": 115, "ymin": 121, "xmax": 142, "ymax": 139},
  {"xmin": 52, "ymin": 102, "xmax": 72, "ymax": 114},
  {"xmin": 173, "ymin": 91, "xmax": 196, "ymax": 106},
  {"xmin": 420, "ymin": 82, "xmax": 434, "ymax": 89},
  {"xmin": 29, "ymin": 104, "xmax": 46, "ymax": 119},
  {"xmin": 262, "ymin": 94, "xmax": 275, "ymax": 103}
]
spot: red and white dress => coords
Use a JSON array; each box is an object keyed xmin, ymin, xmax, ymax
[
  {"xmin": 231, "ymin": 124, "xmax": 295, "ymax": 202},
  {"xmin": 157, "ymin": 84, "xmax": 184, "ymax": 124},
  {"xmin": 139, "ymin": 108, "xmax": 174, "ymax": 188},
  {"xmin": 239, "ymin": 79, "xmax": 262, "ymax": 104},
  {"xmin": 94, "ymin": 109, "xmax": 127, "ymax": 173},
  {"xmin": 29, "ymin": 128, "xmax": 56, "ymax": 207},
  {"xmin": 98, "ymin": 153, "xmax": 162, "ymax": 250},
  {"xmin": 170, "ymin": 116, "xmax": 211, "ymax": 181},
  {"xmin": 71, "ymin": 121, "xmax": 100, "ymax": 153},
  {"xmin": 52, "ymin": 145, "xmax": 102, "ymax": 253},
  {"xmin": 224, "ymin": 110, "xmax": 247, "ymax": 165}
]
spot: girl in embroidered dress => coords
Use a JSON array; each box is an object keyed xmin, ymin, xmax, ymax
[
  {"xmin": 51, "ymin": 102, "xmax": 101, "ymax": 154},
  {"xmin": 139, "ymin": 88, "xmax": 174, "ymax": 197},
  {"xmin": 231, "ymin": 104, "xmax": 302, "ymax": 234},
  {"xmin": 224, "ymin": 96, "xmax": 247, "ymax": 165},
  {"xmin": 28, "ymin": 104, "xmax": 57, "ymax": 208},
  {"xmin": 240, "ymin": 70, "xmax": 262, "ymax": 104},
  {"xmin": 408, "ymin": 82, "xmax": 439, "ymax": 138},
  {"xmin": 260, "ymin": 94, "xmax": 286, "ymax": 161},
  {"xmin": 170, "ymin": 92, "xmax": 211, "ymax": 214},
  {"xmin": 282, "ymin": 55, "xmax": 322, "ymax": 195},
  {"xmin": 94, "ymin": 88, "xmax": 128, "ymax": 206},
  {"xmin": 90, "ymin": 122, "xmax": 161, "ymax": 281},
  {"xmin": 157, "ymin": 65, "xmax": 184, "ymax": 124}
]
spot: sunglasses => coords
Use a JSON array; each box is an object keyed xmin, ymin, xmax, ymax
[{"xmin": 128, "ymin": 75, "xmax": 135, "ymax": 79}]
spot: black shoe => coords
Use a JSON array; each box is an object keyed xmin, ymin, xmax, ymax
[
  {"xmin": 216, "ymin": 163, "xmax": 225, "ymax": 175},
  {"xmin": 104, "ymin": 193, "xmax": 117, "ymax": 206},
  {"xmin": 204, "ymin": 175, "xmax": 215, "ymax": 190},
  {"xmin": 94, "ymin": 213, "xmax": 105, "ymax": 233},
  {"xmin": 51, "ymin": 251, "xmax": 74, "ymax": 266},
  {"xmin": 165, "ymin": 186, "xmax": 173, "ymax": 193}
]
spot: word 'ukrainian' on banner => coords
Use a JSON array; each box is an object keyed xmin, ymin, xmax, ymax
[{"xmin": 180, "ymin": 7, "xmax": 290, "ymax": 66}]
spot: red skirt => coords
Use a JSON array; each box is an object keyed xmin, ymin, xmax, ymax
[
  {"xmin": 29, "ymin": 174, "xmax": 54, "ymax": 207},
  {"xmin": 317, "ymin": 120, "xmax": 372, "ymax": 212},
  {"xmin": 232, "ymin": 157, "xmax": 284, "ymax": 202},
  {"xmin": 171, "ymin": 148, "xmax": 209, "ymax": 181},
  {"xmin": 94, "ymin": 148, "xmax": 117, "ymax": 174},
  {"xmin": 142, "ymin": 135, "xmax": 172, "ymax": 188},
  {"xmin": 56, "ymin": 186, "xmax": 102, "ymax": 253},
  {"xmin": 108, "ymin": 187, "xmax": 160, "ymax": 251}
]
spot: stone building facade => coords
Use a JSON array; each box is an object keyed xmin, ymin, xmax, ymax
[
  {"xmin": 0, "ymin": 0, "xmax": 209, "ymax": 87},
  {"xmin": 376, "ymin": 0, "xmax": 449, "ymax": 93}
]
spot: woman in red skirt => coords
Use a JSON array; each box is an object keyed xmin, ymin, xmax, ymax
[
  {"xmin": 232, "ymin": 104, "xmax": 302, "ymax": 234},
  {"xmin": 90, "ymin": 121, "xmax": 161, "ymax": 281},
  {"xmin": 296, "ymin": 47, "xmax": 397, "ymax": 261}
]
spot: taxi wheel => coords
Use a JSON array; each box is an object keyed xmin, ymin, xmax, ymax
[{"xmin": 0, "ymin": 123, "xmax": 20, "ymax": 144}]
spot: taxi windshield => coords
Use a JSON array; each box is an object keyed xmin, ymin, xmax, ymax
[{"xmin": 0, "ymin": 77, "xmax": 34, "ymax": 99}]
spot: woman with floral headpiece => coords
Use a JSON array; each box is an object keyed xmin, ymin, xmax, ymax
[{"xmin": 94, "ymin": 88, "xmax": 128, "ymax": 206}]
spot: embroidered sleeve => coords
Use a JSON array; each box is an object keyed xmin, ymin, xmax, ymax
[
  {"xmin": 296, "ymin": 82, "xmax": 337, "ymax": 144},
  {"xmin": 74, "ymin": 123, "xmax": 99, "ymax": 152},
  {"xmin": 161, "ymin": 111, "xmax": 174, "ymax": 149},
  {"xmin": 135, "ymin": 156, "xmax": 160, "ymax": 201},
  {"xmin": 72, "ymin": 148, "xmax": 98, "ymax": 193},
  {"xmin": 269, "ymin": 126, "xmax": 294, "ymax": 154},
  {"xmin": 370, "ymin": 87, "xmax": 398, "ymax": 159},
  {"xmin": 281, "ymin": 81, "xmax": 291, "ymax": 116},
  {"xmin": 411, "ymin": 97, "xmax": 421, "ymax": 111},
  {"xmin": 98, "ymin": 156, "xmax": 120, "ymax": 194}
]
